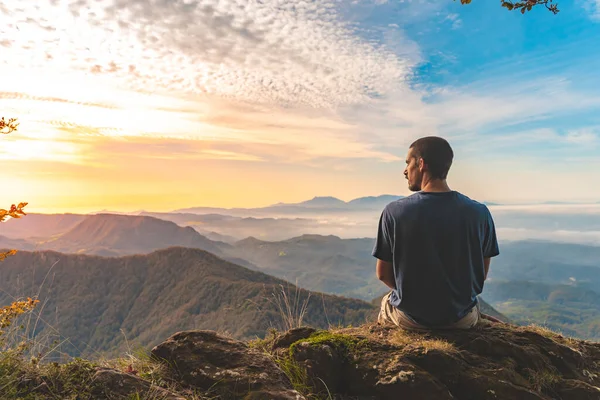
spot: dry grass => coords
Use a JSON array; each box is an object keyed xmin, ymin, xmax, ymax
[
  {"xmin": 0, "ymin": 304, "xmax": 206, "ymax": 399},
  {"xmin": 101, "ymin": 354, "xmax": 210, "ymax": 400},
  {"xmin": 520, "ymin": 324, "xmax": 580, "ymax": 349},
  {"xmin": 268, "ymin": 283, "xmax": 312, "ymax": 332},
  {"xmin": 98, "ymin": 335, "xmax": 211, "ymax": 400},
  {"xmin": 0, "ymin": 350, "xmax": 97, "ymax": 399},
  {"xmin": 522, "ymin": 323, "xmax": 564, "ymax": 338},
  {"xmin": 247, "ymin": 328, "xmax": 279, "ymax": 354},
  {"xmin": 391, "ymin": 330, "xmax": 459, "ymax": 354},
  {"xmin": 526, "ymin": 368, "xmax": 561, "ymax": 392},
  {"xmin": 101, "ymin": 348, "xmax": 169, "ymax": 387}
]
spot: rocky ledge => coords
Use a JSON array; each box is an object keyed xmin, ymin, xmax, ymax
[
  {"xmin": 149, "ymin": 322, "xmax": 600, "ymax": 399},
  {"xmin": 6, "ymin": 322, "xmax": 600, "ymax": 399}
]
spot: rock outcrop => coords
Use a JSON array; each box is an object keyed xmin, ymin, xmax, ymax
[
  {"xmin": 143, "ymin": 322, "xmax": 599, "ymax": 399},
  {"xmin": 5, "ymin": 322, "xmax": 599, "ymax": 399},
  {"xmin": 151, "ymin": 330, "xmax": 305, "ymax": 399},
  {"xmin": 91, "ymin": 368, "xmax": 186, "ymax": 400},
  {"xmin": 271, "ymin": 323, "xmax": 600, "ymax": 400}
]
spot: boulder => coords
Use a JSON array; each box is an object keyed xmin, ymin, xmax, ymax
[
  {"xmin": 152, "ymin": 330, "xmax": 305, "ymax": 399},
  {"xmin": 271, "ymin": 327, "xmax": 316, "ymax": 350},
  {"xmin": 555, "ymin": 379, "xmax": 600, "ymax": 400},
  {"xmin": 290, "ymin": 334, "xmax": 453, "ymax": 399},
  {"xmin": 281, "ymin": 323, "xmax": 600, "ymax": 400},
  {"xmin": 91, "ymin": 368, "xmax": 185, "ymax": 400}
]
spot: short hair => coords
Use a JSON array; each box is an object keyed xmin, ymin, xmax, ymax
[{"xmin": 409, "ymin": 136, "xmax": 454, "ymax": 180}]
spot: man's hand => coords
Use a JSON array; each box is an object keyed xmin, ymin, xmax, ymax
[
  {"xmin": 376, "ymin": 259, "xmax": 396, "ymax": 290},
  {"xmin": 480, "ymin": 313, "xmax": 507, "ymax": 325}
]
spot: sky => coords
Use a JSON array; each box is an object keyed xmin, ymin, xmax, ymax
[{"xmin": 1, "ymin": 0, "xmax": 599, "ymax": 213}]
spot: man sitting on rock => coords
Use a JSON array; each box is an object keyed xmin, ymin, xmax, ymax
[{"xmin": 373, "ymin": 136, "xmax": 500, "ymax": 330}]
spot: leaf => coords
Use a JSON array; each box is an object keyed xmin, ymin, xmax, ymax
[
  {"xmin": 0, "ymin": 202, "xmax": 28, "ymax": 222},
  {"xmin": 0, "ymin": 250, "xmax": 18, "ymax": 262}
]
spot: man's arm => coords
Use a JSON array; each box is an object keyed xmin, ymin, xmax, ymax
[
  {"xmin": 376, "ymin": 259, "xmax": 396, "ymax": 290},
  {"xmin": 482, "ymin": 206, "xmax": 500, "ymax": 280},
  {"xmin": 372, "ymin": 207, "xmax": 396, "ymax": 290},
  {"xmin": 484, "ymin": 257, "xmax": 491, "ymax": 281}
]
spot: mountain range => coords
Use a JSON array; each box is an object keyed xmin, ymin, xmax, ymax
[
  {"xmin": 2, "ymin": 212, "xmax": 599, "ymax": 341},
  {"xmin": 138, "ymin": 212, "xmax": 322, "ymax": 242},
  {"xmin": 0, "ymin": 213, "xmax": 261, "ymax": 270},
  {"xmin": 173, "ymin": 195, "xmax": 404, "ymax": 216},
  {"xmin": 0, "ymin": 213, "xmax": 86, "ymax": 239},
  {"xmin": 0, "ymin": 247, "xmax": 376, "ymax": 357},
  {"xmin": 230, "ymin": 234, "xmax": 380, "ymax": 299},
  {"xmin": 1, "ymin": 214, "xmax": 381, "ymax": 300}
]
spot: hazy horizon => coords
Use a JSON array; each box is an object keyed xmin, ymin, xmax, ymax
[
  {"xmin": 6, "ymin": 199, "xmax": 600, "ymax": 247},
  {"xmin": 19, "ymin": 194, "xmax": 600, "ymax": 215}
]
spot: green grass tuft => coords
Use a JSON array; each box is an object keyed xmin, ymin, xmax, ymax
[
  {"xmin": 288, "ymin": 330, "xmax": 367, "ymax": 358},
  {"xmin": 0, "ymin": 350, "xmax": 96, "ymax": 399}
]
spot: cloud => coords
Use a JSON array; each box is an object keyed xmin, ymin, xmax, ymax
[
  {"xmin": 3, "ymin": 1, "xmax": 596, "ymax": 145},
  {"xmin": 0, "ymin": 0, "xmax": 421, "ymax": 166},
  {"xmin": 0, "ymin": 0, "xmax": 413, "ymax": 109},
  {"xmin": 0, "ymin": 91, "xmax": 116, "ymax": 109},
  {"xmin": 498, "ymin": 227, "xmax": 600, "ymax": 246},
  {"xmin": 584, "ymin": 0, "xmax": 600, "ymax": 20},
  {"xmin": 426, "ymin": 78, "xmax": 600, "ymax": 132},
  {"xmin": 445, "ymin": 13, "xmax": 462, "ymax": 30},
  {"xmin": 335, "ymin": 72, "xmax": 600, "ymax": 161},
  {"xmin": 491, "ymin": 203, "xmax": 600, "ymax": 214},
  {"xmin": 0, "ymin": 137, "xmax": 81, "ymax": 162},
  {"xmin": 565, "ymin": 128, "xmax": 599, "ymax": 144},
  {"xmin": 452, "ymin": 126, "xmax": 600, "ymax": 159}
]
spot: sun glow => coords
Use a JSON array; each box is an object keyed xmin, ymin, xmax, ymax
[{"xmin": 0, "ymin": 139, "xmax": 80, "ymax": 162}]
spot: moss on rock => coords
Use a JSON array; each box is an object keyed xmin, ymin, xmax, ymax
[{"xmin": 288, "ymin": 330, "xmax": 367, "ymax": 358}]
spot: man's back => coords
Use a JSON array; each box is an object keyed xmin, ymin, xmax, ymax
[{"xmin": 372, "ymin": 190, "xmax": 499, "ymax": 326}]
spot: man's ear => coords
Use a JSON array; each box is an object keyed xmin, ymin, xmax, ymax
[{"xmin": 418, "ymin": 157, "xmax": 426, "ymax": 173}]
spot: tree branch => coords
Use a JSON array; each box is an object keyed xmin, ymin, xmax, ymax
[
  {"xmin": 459, "ymin": 0, "xmax": 559, "ymax": 14},
  {"xmin": 0, "ymin": 117, "xmax": 19, "ymax": 134}
]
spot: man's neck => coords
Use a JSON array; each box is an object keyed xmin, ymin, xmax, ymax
[{"xmin": 421, "ymin": 179, "xmax": 451, "ymax": 193}]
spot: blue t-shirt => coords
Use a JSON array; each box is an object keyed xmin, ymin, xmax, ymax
[{"xmin": 372, "ymin": 191, "xmax": 500, "ymax": 326}]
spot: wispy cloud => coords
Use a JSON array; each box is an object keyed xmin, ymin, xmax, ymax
[
  {"xmin": 445, "ymin": 13, "xmax": 462, "ymax": 30},
  {"xmin": 498, "ymin": 228, "xmax": 600, "ymax": 246},
  {"xmin": 428, "ymin": 77, "xmax": 600, "ymax": 131},
  {"xmin": 0, "ymin": 0, "xmax": 411, "ymax": 108},
  {"xmin": 565, "ymin": 128, "xmax": 599, "ymax": 144},
  {"xmin": 0, "ymin": 137, "xmax": 81, "ymax": 162},
  {"xmin": 585, "ymin": 0, "xmax": 600, "ymax": 20},
  {"xmin": 0, "ymin": 0, "xmax": 419, "ymax": 166},
  {"xmin": 3, "ymin": 1, "xmax": 596, "ymax": 153}
]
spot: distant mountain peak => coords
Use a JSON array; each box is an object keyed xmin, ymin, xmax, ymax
[
  {"xmin": 348, "ymin": 194, "xmax": 402, "ymax": 204},
  {"xmin": 235, "ymin": 236, "xmax": 268, "ymax": 246},
  {"xmin": 309, "ymin": 196, "xmax": 343, "ymax": 201},
  {"xmin": 50, "ymin": 213, "xmax": 226, "ymax": 256},
  {"xmin": 299, "ymin": 196, "xmax": 346, "ymax": 206},
  {"xmin": 285, "ymin": 234, "xmax": 342, "ymax": 243},
  {"xmin": 271, "ymin": 195, "xmax": 405, "ymax": 209}
]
